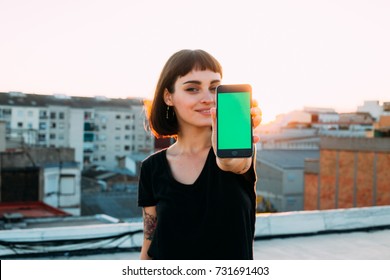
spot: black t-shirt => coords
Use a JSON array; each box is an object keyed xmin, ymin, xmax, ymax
[{"xmin": 138, "ymin": 148, "xmax": 256, "ymax": 260}]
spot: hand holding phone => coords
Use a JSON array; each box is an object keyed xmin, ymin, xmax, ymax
[{"xmin": 216, "ymin": 84, "xmax": 253, "ymax": 158}]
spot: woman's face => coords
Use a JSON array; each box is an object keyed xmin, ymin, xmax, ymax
[{"xmin": 164, "ymin": 69, "xmax": 221, "ymax": 130}]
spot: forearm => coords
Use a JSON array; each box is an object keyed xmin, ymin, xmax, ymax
[
  {"xmin": 140, "ymin": 206, "xmax": 157, "ymax": 260},
  {"xmin": 216, "ymin": 157, "xmax": 252, "ymax": 174},
  {"xmin": 140, "ymin": 239, "xmax": 152, "ymax": 260},
  {"xmin": 216, "ymin": 146, "xmax": 256, "ymax": 174}
]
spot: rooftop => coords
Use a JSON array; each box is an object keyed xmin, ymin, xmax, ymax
[
  {"xmin": 0, "ymin": 91, "xmax": 143, "ymax": 109},
  {"xmin": 1, "ymin": 205, "xmax": 389, "ymax": 260},
  {"xmin": 34, "ymin": 228, "xmax": 389, "ymax": 260},
  {"xmin": 257, "ymin": 150, "xmax": 320, "ymax": 169},
  {"xmin": 0, "ymin": 201, "xmax": 70, "ymax": 220}
]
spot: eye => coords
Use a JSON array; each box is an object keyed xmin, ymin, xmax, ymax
[
  {"xmin": 209, "ymin": 83, "xmax": 220, "ymax": 93},
  {"xmin": 185, "ymin": 87, "xmax": 200, "ymax": 93},
  {"xmin": 209, "ymin": 87, "xmax": 217, "ymax": 93}
]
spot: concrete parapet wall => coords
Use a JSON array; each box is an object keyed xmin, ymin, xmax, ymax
[{"xmin": 255, "ymin": 205, "xmax": 390, "ymax": 238}]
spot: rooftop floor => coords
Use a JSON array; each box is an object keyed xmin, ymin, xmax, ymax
[
  {"xmin": 4, "ymin": 206, "xmax": 390, "ymax": 260},
  {"xmin": 25, "ymin": 227, "xmax": 390, "ymax": 260}
]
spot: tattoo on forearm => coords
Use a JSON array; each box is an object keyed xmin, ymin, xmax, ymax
[{"xmin": 143, "ymin": 209, "xmax": 157, "ymax": 241}]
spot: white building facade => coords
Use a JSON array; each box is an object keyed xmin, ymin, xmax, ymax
[{"xmin": 0, "ymin": 92, "xmax": 154, "ymax": 169}]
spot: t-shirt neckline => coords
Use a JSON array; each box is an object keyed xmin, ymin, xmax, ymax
[{"xmin": 162, "ymin": 147, "xmax": 213, "ymax": 187}]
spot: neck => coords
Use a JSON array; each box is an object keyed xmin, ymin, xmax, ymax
[{"xmin": 172, "ymin": 127, "xmax": 212, "ymax": 155}]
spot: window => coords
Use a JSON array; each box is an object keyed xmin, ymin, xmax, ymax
[
  {"xmin": 39, "ymin": 110, "xmax": 47, "ymax": 119},
  {"xmin": 84, "ymin": 112, "xmax": 93, "ymax": 120},
  {"xmin": 50, "ymin": 133, "xmax": 56, "ymax": 140},
  {"xmin": 50, "ymin": 112, "xmax": 56, "ymax": 119},
  {"xmin": 38, "ymin": 134, "xmax": 46, "ymax": 141},
  {"xmin": 39, "ymin": 122, "xmax": 47, "ymax": 130},
  {"xmin": 60, "ymin": 175, "xmax": 76, "ymax": 195},
  {"xmin": 2, "ymin": 109, "xmax": 12, "ymax": 117},
  {"xmin": 125, "ymin": 125, "xmax": 131, "ymax": 130},
  {"xmin": 84, "ymin": 133, "xmax": 94, "ymax": 142},
  {"xmin": 50, "ymin": 122, "xmax": 56, "ymax": 129},
  {"xmin": 287, "ymin": 173, "xmax": 296, "ymax": 182},
  {"xmin": 100, "ymin": 155, "xmax": 106, "ymax": 161},
  {"xmin": 59, "ymin": 112, "xmax": 65, "ymax": 119},
  {"xmin": 124, "ymin": 145, "xmax": 130, "ymax": 151},
  {"xmin": 115, "ymin": 145, "xmax": 121, "ymax": 151},
  {"xmin": 115, "ymin": 135, "xmax": 121, "ymax": 140},
  {"xmin": 17, "ymin": 122, "xmax": 23, "ymax": 128},
  {"xmin": 84, "ymin": 122, "xmax": 95, "ymax": 131},
  {"xmin": 116, "ymin": 114, "xmax": 121, "ymax": 119}
]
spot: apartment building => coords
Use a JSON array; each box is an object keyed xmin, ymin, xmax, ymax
[
  {"xmin": 357, "ymin": 100, "xmax": 388, "ymax": 120},
  {"xmin": 0, "ymin": 121, "xmax": 5, "ymax": 152},
  {"xmin": 0, "ymin": 92, "xmax": 154, "ymax": 169}
]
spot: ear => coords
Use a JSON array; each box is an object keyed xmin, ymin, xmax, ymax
[{"xmin": 163, "ymin": 89, "xmax": 174, "ymax": 106}]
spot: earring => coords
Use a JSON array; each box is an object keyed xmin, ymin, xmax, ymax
[{"xmin": 166, "ymin": 106, "xmax": 170, "ymax": 119}]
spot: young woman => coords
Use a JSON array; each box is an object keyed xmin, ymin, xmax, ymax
[{"xmin": 138, "ymin": 49, "xmax": 262, "ymax": 260}]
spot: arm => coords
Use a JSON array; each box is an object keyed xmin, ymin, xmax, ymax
[
  {"xmin": 216, "ymin": 156, "xmax": 253, "ymax": 174},
  {"xmin": 140, "ymin": 206, "xmax": 157, "ymax": 260}
]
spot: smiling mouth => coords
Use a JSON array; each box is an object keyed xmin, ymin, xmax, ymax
[{"xmin": 197, "ymin": 109, "xmax": 211, "ymax": 114}]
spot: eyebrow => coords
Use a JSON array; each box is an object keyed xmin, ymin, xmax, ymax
[{"xmin": 182, "ymin": 79, "xmax": 221, "ymax": 85}]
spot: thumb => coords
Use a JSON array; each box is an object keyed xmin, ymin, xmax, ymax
[{"xmin": 210, "ymin": 107, "xmax": 217, "ymax": 151}]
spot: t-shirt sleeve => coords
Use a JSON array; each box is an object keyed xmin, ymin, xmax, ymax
[{"xmin": 138, "ymin": 159, "xmax": 157, "ymax": 207}]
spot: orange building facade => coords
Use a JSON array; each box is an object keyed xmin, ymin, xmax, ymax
[{"xmin": 304, "ymin": 137, "xmax": 390, "ymax": 210}]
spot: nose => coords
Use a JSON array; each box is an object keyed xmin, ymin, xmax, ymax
[{"xmin": 201, "ymin": 90, "xmax": 215, "ymax": 104}]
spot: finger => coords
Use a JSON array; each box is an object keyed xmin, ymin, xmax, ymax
[
  {"xmin": 210, "ymin": 107, "xmax": 217, "ymax": 147},
  {"xmin": 253, "ymin": 134, "xmax": 260, "ymax": 144},
  {"xmin": 251, "ymin": 106, "xmax": 261, "ymax": 117},
  {"xmin": 210, "ymin": 107, "xmax": 216, "ymax": 123},
  {"xmin": 251, "ymin": 105, "xmax": 262, "ymax": 126},
  {"xmin": 251, "ymin": 99, "xmax": 258, "ymax": 108},
  {"xmin": 252, "ymin": 115, "xmax": 262, "ymax": 128}
]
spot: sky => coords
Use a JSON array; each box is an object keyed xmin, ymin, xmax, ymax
[{"xmin": 1, "ymin": 0, "xmax": 389, "ymax": 123}]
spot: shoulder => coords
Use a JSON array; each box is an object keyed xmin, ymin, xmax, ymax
[{"xmin": 141, "ymin": 148, "xmax": 167, "ymax": 169}]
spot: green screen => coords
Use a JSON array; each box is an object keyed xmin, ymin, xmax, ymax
[{"xmin": 218, "ymin": 92, "xmax": 251, "ymax": 149}]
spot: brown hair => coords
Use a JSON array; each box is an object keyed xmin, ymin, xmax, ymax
[{"xmin": 146, "ymin": 49, "xmax": 223, "ymax": 138}]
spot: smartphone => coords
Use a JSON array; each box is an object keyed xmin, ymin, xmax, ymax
[{"xmin": 216, "ymin": 84, "xmax": 253, "ymax": 158}]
